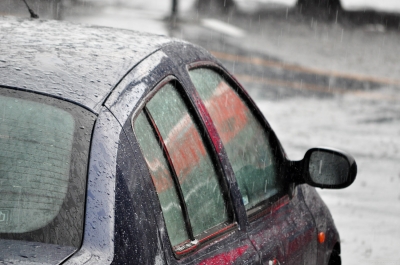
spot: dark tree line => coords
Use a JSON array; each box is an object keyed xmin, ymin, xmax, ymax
[
  {"xmin": 297, "ymin": 0, "xmax": 342, "ymax": 12},
  {"xmin": 171, "ymin": 0, "xmax": 342, "ymax": 16}
]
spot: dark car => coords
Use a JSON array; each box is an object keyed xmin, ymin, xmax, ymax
[{"xmin": 0, "ymin": 16, "xmax": 356, "ymax": 265}]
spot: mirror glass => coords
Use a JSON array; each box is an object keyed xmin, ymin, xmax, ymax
[{"xmin": 309, "ymin": 150, "xmax": 350, "ymax": 186}]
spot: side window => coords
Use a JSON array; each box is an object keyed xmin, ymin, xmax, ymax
[
  {"xmin": 133, "ymin": 82, "xmax": 230, "ymax": 252},
  {"xmin": 189, "ymin": 68, "xmax": 283, "ymax": 211},
  {"xmin": 134, "ymin": 112, "xmax": 189, "ymax": 246}
]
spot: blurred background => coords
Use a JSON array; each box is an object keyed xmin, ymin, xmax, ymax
[{"xmin": 2, "ymin": 0, "xmax": 400, "ymax": 264}]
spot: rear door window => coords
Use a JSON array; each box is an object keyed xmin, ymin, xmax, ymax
[
  {"xmin": 134, "ymin": 112, "xmax": 190, "ymax": 246},
  {"xmin": 189, "ymin": 68, "xmax": 283, "ymax": 211},
  {"xmin": 0, "ymin": 94, "xmax": 74, "ymax": 233},
  {"xmin": 133, "ymin": 82, "xmax": 232, "ymax": 254},
  {"xmin": 0, "ymin": 87, "xmax": 95, "ymax": 249}
]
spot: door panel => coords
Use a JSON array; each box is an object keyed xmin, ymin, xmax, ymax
[{"xmin": 248, "ymin": 188, "xmax": 317, "ymax": 265}]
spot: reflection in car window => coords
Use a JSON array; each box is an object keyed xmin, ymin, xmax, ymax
[
  {"xmin": 134, "ymin": 112, "xmax": 189, "ymax": 246},
  {"xmin": 134, "ymin": 82, "xmax": 229, "ymax": 246},
  {"xmin": 189, "ymin": 68, "xmax": 282, "ymax": 210}
]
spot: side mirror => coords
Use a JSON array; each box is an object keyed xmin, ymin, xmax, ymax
[{"xmin": 302, "ymin": 147, "xmax": 357, "ymax": 189}]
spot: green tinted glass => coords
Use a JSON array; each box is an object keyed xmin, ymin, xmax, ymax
[
  {"xmin": 147, "ymin": 83, "xmax": 228, "ymax": 237},
  {"xmin": 189, "ymin": 68, "xmax": 281, "ymax": 210},
  {"xmin": 0, "ymin": 95, "xmax": 74, "ymax": 233},
  {"xmin": 134, "ymin": 112, "xmax": 189, "ymax": 246}
]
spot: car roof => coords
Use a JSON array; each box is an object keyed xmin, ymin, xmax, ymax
[{"xmin": 0, "ymin": 16, "xmax": 175, "ymax": 113}]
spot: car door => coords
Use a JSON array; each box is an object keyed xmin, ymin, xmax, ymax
[
  {"xmin": 105, "ymin": 50, "xmax": 260, "ymax": 265},
  {"xmin": 186, "ymin": 65, "xmax": 318, "ymax": 265}
]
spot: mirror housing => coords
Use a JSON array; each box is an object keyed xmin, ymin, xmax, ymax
[{"xmin": 299, "ymin": 147, "xmax": 357, "ymax": 189}]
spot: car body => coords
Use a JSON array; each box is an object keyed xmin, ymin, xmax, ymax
[{"xmin": 0, "ymin": 16, "xmax": 356, "ymax": 265}]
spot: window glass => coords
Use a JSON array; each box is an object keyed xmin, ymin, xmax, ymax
[
  {"xmin": 189, "ymin": 68, "xmax": 282, "ymax": 210},
  {"xmin": 0, "ymin": 87, "xmax": 95, "ymax": 249},
  {"xmin": 146, "ymin": 83, "xmax": 228, "ymax": 237},
  {"xmin": 0, "ymin": 95, "xmax": 74, "ymax": 233},
  {"xmin": 134, "ymin": 112, "xmax": 189, "ymax": 246}
]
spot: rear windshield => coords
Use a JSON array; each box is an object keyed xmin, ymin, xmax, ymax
[{"xmin": 0, "ymin": 87, "xmax": 96, "ymax": 249}]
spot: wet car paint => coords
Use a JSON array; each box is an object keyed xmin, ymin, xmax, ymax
[
  {"xmin": 0, "ymin": 16, "xmax": 170, "ymax": 113},
  {"xmin": 63, "ymin": 109, "xmax": 121, "ymax": 265},
  {"xmin": 301, "ymin": 184, "xmax": 340, "ymax": 265},
  {"xmin": 0, "ymin": 16, "xmax": 341, "ymax": 265}
]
